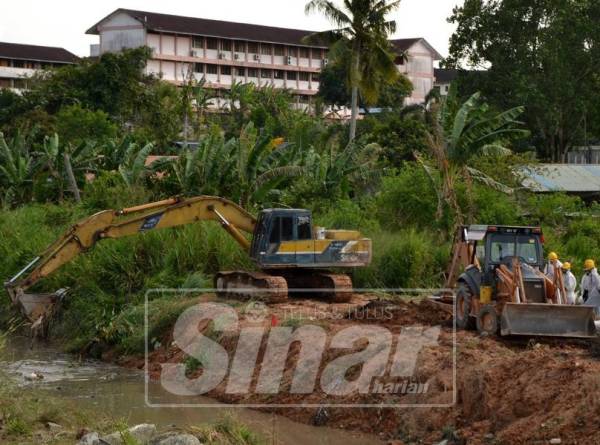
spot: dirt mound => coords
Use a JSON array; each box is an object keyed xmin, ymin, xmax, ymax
[{"xmin": 119, "ymin": 295, "xmax": 600, "ymax": 444}]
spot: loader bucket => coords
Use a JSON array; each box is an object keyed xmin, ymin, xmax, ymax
[{"xmin": 501, "ymin": 303, "xmax": 597, "ymax": 338}]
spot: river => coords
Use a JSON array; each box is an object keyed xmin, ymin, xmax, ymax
[{"xmin": 0, "ymin": 336, "xmax": 382, "ymax": 445}]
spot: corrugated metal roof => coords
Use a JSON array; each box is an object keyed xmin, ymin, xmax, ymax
[{"xmin": 518, "ymin": 164, "xmax": 600, "ymax": 193}]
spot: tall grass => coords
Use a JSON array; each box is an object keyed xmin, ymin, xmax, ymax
[{"xmin": 0, "ymin": 202, "xmax": 253, "ymax": 348}]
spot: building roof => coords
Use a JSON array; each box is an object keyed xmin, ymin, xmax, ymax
[
  {"xmin": 434, "ymin": 68, "xmax": 458, "ymax": 83},
  {"xmin": 518, "ymin": 164, "xmax": 600, "ymax": 193},
  {"xmin": 391, "ymin": 38, "xmax": 443, "ymax": 60},
  {"xmin": 87, "ymin": 9, "xmax": 326, "ymax": 47},
  {"xmin": 0, "ymin": 41, "xmax": 78, "ymax": 64}
]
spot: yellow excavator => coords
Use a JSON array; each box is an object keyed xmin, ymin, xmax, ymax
[{"xmin": 5, "ymin": 196, "xmax": 372, "ymax": 332}]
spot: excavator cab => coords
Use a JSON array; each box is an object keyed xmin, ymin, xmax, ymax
[{"xmin": 250, "ymin": 209, "xmax": 371, "ymax": 269}]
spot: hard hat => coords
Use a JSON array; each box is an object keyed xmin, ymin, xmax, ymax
[
  {"xmin": 562, "ymin": 262, "xmax": 571, "ymax": 271},
  {"xmin": 584, "ymin": 259, "xmax": 596, "ymax": 271},
  {"xmin": 548, "ymin": 252, "xmax": 558, "ymax": 261}
]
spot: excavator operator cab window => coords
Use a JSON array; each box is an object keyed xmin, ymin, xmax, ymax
[
  {"xmin": 281, "ymin": 216, "xmax": 294, "ymax": 241},
  {"xmin": 297, "ymin": 216, "xmax": 312, "ymax": 240}
]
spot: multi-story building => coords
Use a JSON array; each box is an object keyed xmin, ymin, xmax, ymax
[
  {"xmin": 0, "ymin": 41, "xmax": 78, "ymax": 92},
  {"xmin": 434, "ymin": 68, "xmax": 458, "ymax": 97},
  {"xmin": 392, "ymin": 38, "xmax": 442, "ymax": 105},
  {"xmin": 87, "ymin": 9, "xmax": 442, "ymax": 107}
]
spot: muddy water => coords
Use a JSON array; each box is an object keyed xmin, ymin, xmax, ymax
[{"xmin": 0, "ymin": 337, "xmax": 381, "ymax": 445}]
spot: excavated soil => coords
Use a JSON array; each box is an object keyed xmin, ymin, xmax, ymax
[{"xmin": 115, "ymin": 294, "xmax": 600, "ymax": 445}]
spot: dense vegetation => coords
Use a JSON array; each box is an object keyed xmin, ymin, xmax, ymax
[{"xmin": 1, "ymin": 0, "xmax": 599, "ymax": 353}]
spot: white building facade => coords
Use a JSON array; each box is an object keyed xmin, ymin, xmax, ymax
[
  {"xmin": 0, "ymin": 42, "xmax": 77, "ymax": 92},
  {"xmin": 88, "ymin": 9, "xmax": 443, "ymax": 108}
]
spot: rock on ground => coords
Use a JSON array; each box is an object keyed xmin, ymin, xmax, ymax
[
  {"xmin": 150, "ymin": 433, "xmax": 202, "ymax": 445},
  {"xmin": 99, "ymin": 424, "xmax": 157, "ymax": 445}
]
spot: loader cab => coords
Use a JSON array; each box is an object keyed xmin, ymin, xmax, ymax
[
  {"xmin": 482, "ymin": 226, "xmax": 544, "ymax": 271},
  {"xmin": 250, "ymin": 209, "xmax": 315, "ymax": 267},
  {"xmin": 479, "ymin": 226, "xmax": 546, "ymax": 303}
]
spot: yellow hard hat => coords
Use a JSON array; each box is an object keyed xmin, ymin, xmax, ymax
[
  {"xmin": 562, "ymin": 262, "xmax": 571, "ymax": 271},
  {"xmin": 548, "ymin": 252, "xmax": 558, "ymax": 261},
  {"xmin": 584, "ymin": 259, "xmax": 596, "ymax": 271}
]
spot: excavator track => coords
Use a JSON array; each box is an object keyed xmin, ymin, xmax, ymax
[
  {"xmin": 214, "ymin": 271, "xmax": 289, "ymax": 303},
  {"xmin": 278, "ymin": 271, "xmax": 354, "ymax": 303}
]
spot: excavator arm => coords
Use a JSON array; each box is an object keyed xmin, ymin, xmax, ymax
[{"xmin": 4, "ymin": 196, "xmax": 256, "ymax": 327}]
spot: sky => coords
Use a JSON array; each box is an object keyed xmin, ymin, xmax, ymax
[{"xmin": 0, "ymin": 0, "xmax": 462, "ymax": 58}]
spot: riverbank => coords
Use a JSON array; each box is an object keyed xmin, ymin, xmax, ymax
[
  {"xmin": 105, "ymin": 294, "xmax": 600, "ymax": 445},
  {"xmin": 0, "ymin": 334, "xmax": 381, "ymax": 445}
]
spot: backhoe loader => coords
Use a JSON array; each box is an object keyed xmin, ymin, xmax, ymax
[
  {"xmin": 432, "ymin": 225, "xmax": 597, "ymax": 338},
  {"xmin": 4, "ymin": 196, "xmax": 372, "ymax": 332}
]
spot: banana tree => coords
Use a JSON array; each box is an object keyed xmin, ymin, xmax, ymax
[
  {"xmin": 36, "ymin": 134, "xmax": 100, "ymax": 202},
  {"xmin": 118, "ymin": 141, "xmax": 156, "ymax": 187},
  {"xmin": 232, "ymin": 122, "xmax": 304, "ymax": 207},
  {"xmin": 0, "ymin": 131, "xmax": 36, "ymax": 207},
  {"xmin": 306, "ymin": 138, "xmax": 382, "ymax": 197},
  {"xmin": 424, "ymin": 86, "xmax": 529, "ymax": 225}
]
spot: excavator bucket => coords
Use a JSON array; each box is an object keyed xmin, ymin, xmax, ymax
[
  {"xmin": 501, "ymin": 303, "xmax": 597, "ymax": 338},
  {"xmin": 5, "ymin": 284, "xmax": 67, "ymax": 329}
]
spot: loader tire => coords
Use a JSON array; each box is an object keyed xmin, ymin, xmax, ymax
[
  {"xmin": 456, "ymin": 284, "xmax": 475, "ymax": 330},
  {"xmin": 476, "ymin": 305, "xmax": 500, "ymax": 336}
]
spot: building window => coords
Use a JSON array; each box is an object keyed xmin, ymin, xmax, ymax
[
  {"xmin": 274, "ymin": 70, "xmax": 285, "ymax": 79},
  {"xmin": 299, "ymin": 47, "xmax": 310, "ymax": 58},
  {"xmin": 221, "ymin": 40, "xmax": 232, "ymax": 52},
  {"xmin": 247, "ymin": 68, "xmax": 258, "ymax": 78},
  {"xmin": 206, "ymin": 38, "xmax": 218, "ymax": 50},
  {"xmin": 193, "ymin": 37, "xmax": 204, "ymax": 48},
  {"xmin": 299, "ymin": 72, "xmax": 310, "ymax": 82},
  {"xmin": 13, "ymin": 60, "xmax": 25, "ymax": 68},
  {"xmin": 287, "ymin": 71, "xmax": 297, "ymax": 81},
  {"xmin": 13, "ymin": 79, "xmax": 27, "ymax": 89},
  {"xmin": 235, "ymin": 40, "xmax": 246, "ymax": 53},
  {"xmin": 260, "ymin": 44, "xmax": 272, "ymax": 55},
  {"xmin": 288, "ymin": 47, "xmax": 298, "ymax": 58},
  {"xmin": 221, "ymin": 65, "xmax": 232, "ymax": 76},
  {"xmin": 0, "ymin": 78, "xmax": 11, "ymax": 88},
  {"xmin": 261, "ymin": 69, "xmax": 272, "ymax": 79},
  {"xmin": 311, "ymin": 49, "xmax": 322, "ymax": 60},
  {"xmin": 311, "ymin": 74, "xmax": 320, "ymax": 82},
  {"xmin": 206, "ymin": 64, "xmax": 218, "ymax": 75},
  {"xmin": 274, "ymin": 45, "xmax": 285, "ymax": 56},
  {"xmin": 194, "ymin": 63, "xmax": 204, "ymax": 73},
  {"xmin": 247, "ymin": 42, "xmax": 259, "ymax": 54},
  {"xmin": 0, "ymin": 59, "xmax": 9, "ymax": 67},
  {"xmin": 299, "ymin": 95, "xmax": 310, "ymax": 104},
  {"xmin": 236, "ymin": 67, "xmax": 246, "ymax": 77}
]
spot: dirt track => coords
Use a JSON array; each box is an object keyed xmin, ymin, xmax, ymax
[{"xmin": 116, "ymin": 295, "xmax": 600, "ymax": 444}]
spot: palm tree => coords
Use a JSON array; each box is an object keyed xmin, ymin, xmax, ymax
[
  {"xmin": 422, "ymin": 86, "xmax": 529, "ymax": 225},
  {"xmin": 305, "ymin": 0, "xmax": 401, "ymax": 141}
]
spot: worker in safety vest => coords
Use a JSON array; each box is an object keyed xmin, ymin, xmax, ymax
[
  {"xmin": 581, "ymin": 259, "xmax": 600, "ymax": 316},
  {"xmin": 561, "ymin": 262, "xmax": 577, "ymax": 305}
]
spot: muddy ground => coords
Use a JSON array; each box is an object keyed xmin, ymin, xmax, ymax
[{"xmin": 111, "ymin": 294, "xmax": 600, "ymax": 445}]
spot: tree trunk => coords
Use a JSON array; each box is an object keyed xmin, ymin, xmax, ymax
[
  {"xmin": 349, "ymin": 86, "xmax": 359, "ymax": 142},
  {"xmin": 349, "ymin": 49, "xmax": 361, "ymax": 142},
  {"xmin": 63, "ymin": 153, "xmax": 81, "ymax": 203}
]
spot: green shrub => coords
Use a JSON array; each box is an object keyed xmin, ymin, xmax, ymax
[
  {"xmin": 314, "ymin": 199, "xmax": 380, "ymax": 234},
  {"xmin": 376, "ymin": 166, "xmax": 444, "ymax": 230},
  {"xmin": 55, "ymin": 104, "xmax": 117, "ymax": 146},
  {"xmin": 355, "ymin": 229, "xmax": 449, "ymax": 289},
  {"xmin": 470, "ymin": 185, "xmax": 522, "ymax": 225},
  {"xmin": 526, "ymin": 193, "xmax": 584, "ymax": 226},
  {"xmin": 82, "ymin": 171, "xmax": 152, "ymax": 212}
]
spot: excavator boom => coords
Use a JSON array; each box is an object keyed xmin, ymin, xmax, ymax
[{"xmin": 4, "ymin": 196, "xmax": 256, "ymax": 327}]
